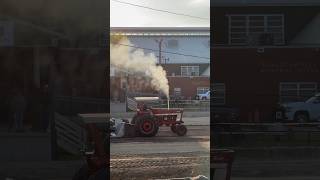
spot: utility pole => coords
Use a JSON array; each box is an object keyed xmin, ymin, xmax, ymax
[
  {"xmin": 155, "ymin": 39, "xmax": 170, "ymax": 64},
  {"xmin": 164, "ymin": 57, "xmax": 169, "ymax": 64},
  {"xmin": 155, "ymin": 39, "xmax": 163, "ymax": 64}
]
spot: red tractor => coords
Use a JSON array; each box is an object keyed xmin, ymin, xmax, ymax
[{"xmin": 130, "ymin": 97, "xmax": 187, "ymax": 137}]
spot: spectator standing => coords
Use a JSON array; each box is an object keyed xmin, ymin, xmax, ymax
[{"xmin": 10, "ymin": 90, "xmax": 26, "ymax": 132}]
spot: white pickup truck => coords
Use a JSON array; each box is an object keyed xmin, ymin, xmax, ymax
[
  {"xmin": 196, "ymin": 91, "xmax": 210, "ymax": 100},
  {"xmin": 279, "ymin": 93, "xmax": 320, "ymax": 122}
]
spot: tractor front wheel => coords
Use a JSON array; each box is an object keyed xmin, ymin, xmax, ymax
[
  {"xmin": 136, "ymin": 115, "xmax": 159, "ymax": 137},
  {"xmin": 176, "ymin": 124, "xmax": 187, "ymax": 136}
]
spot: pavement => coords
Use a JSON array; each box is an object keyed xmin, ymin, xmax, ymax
[
  {"xmin": 110, "ymin": 102, "xmax": 210, "ymax": 118},
  {"xmin": 110, "ymin": 102, "xmax": 210, "ymax": 126},
  {"xmin": 111, "ymin": 114, "xmax": 210, "ymax": 126},
  {"xmin": 111, "ymin": 141, "xmax": 209, "ymax": 154},
  {"xmin": 111, "ymin": 126, "xmax": 210, "ymax": 154}
]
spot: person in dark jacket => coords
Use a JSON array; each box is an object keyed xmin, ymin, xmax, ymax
[{"xmin": 11, "ymin": 90, "xmax": 26, "ymax": 132}]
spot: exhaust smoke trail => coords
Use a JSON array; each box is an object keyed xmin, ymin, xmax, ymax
[{"xmin": 110, "ymin": 38, "xmax": 169, "ymax": 99}]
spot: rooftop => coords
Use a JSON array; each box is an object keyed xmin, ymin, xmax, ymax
[{"xmin": 110, "ymin": 27, "xmax": 209, "ymax": 36}]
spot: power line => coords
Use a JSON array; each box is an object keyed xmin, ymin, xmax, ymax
[
  {"xmin": 114, "ymin": 43, "xmax": 210, "ymax": 59},
  {"xmin": 111, "ymin": 0, "xmax": 209, "ymax": 21}
]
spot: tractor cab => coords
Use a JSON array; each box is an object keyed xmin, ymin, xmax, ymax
[{"xmin": 134, "ymin": 96, "xmax": 160, "ymax": 112}]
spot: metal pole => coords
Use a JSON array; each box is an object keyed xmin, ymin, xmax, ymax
[
  {"xmin": 159, "ymin": 39, "xmax": 162, "ymax": 64},
  {"xmin": 155, "ymin": 39, "xmax": 163, "ymax": 64}
]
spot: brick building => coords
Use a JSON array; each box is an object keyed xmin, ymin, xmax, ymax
[
  {"xmin": 110, "ymin": 27, "xmax": 210, "ymax": 101},
  {"xmin": 212, "ymin": 0, "xmax": 320, "ymax": 122}
]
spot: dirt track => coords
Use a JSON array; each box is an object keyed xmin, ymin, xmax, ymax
[
  {"xmin": 111, "ymin": 152, "xmax": 210, "ymax": 180},
  {"xmin": 110, "ymin": 125, "xmax": 210, "ymax": 179}
]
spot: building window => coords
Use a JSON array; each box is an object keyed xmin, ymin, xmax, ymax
[
  {"xmin": 197, "ymin": 87, "xmax": 210, "ymax": 94},
  {"xmin": 173, "ymin": 87, "xmax": 181, "ymax": 96},
  {"xmin": 181, "ymin": 66, "xmax": 199, "ymax": 76},
  {"xmin": 212, "ymin": 83, "xmax": 225, "ymax": 105},
  {"xmin": 280, "ymin": 82, "xmax": 318, "ymax": 103},
  {"xmin": 228, "ymin": 14, "xmax": 284, "ymax": 45}
]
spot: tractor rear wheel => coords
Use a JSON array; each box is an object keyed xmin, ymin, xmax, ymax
[
  {"xmin": 176, "ymin": 124, "xmax": 187, "ymax": 136},
  {"xmin": 135, "ymin": 115, "xmax": 159, "ymax": 137},
  {"xmin": 171, "ymin": 125, "xmax": 177, "ymax": 133}
]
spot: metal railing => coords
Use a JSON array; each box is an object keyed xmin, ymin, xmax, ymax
[
  {"xmin": 54, "ymin": 96, "xmax": 108, "ymax": 155},
  {"xmin": 54, "ymin": 113, "xmax": 86, "ymax": 155},
  {"xmin": 157, "ymin": 99, "xmax": 210, "ymax": 111},
  {"xmin": 213, "ymin": 122, "xmax": 320, "ymax": 147}
]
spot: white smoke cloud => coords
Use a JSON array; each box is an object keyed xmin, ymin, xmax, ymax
[{"xmin": 110, "ymin": 38, "xmax": 169, "ymax": 98}]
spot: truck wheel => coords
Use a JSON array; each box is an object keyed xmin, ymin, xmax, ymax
[
  {"xmin": 171, "ymin": 125, "xmax": 177, "ymax": 133},
  {"xmin": 136, "ymin": 115, "xmax": 159, "ymax": 137},
  {"xmin": 202, "ymin": 97, "xmax": 207, "ymax": 100},
  {"xmin": 176, "ymin": 124, "xmax": 187, "ymax": 136},
  {"xmin": 294, "ymin": 113, "xmax": 309, "ymax": 123}
]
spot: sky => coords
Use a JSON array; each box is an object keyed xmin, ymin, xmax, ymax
[{"xmin": 110, "ymin": 0, "xmax": 210, "ymax": 27}]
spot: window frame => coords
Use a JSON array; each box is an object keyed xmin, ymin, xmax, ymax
[
  {"xmin": 279, "ymin": 82, "xmax": 318, "ymax": 103},
  {"xmin": 173, "ymin": 87, "xmax": 181, "ymax": 97},
  {"xmin": 227, "ymin": 14, "xmax": 285, "ymax": 45},
  {"xmin": 180, "ymin": 65, "xmax": 200, "ymax": 76}
]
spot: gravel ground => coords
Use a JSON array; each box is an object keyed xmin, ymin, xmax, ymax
[
  {"xmin": 111, "ymin": 152, "xmax": 210, "ymax": 180},
  {"xmin": 110, "ymin": 125, "xmax": 210, "ymax": 179}
]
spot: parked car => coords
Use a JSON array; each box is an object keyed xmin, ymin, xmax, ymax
[
  {"xmin": 196, "ymin": 90, "xmax": 210, "ymax": 100},
  {"xmin": 277, "ymin": 93, "xmax": 320, "ymax": 122}
]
